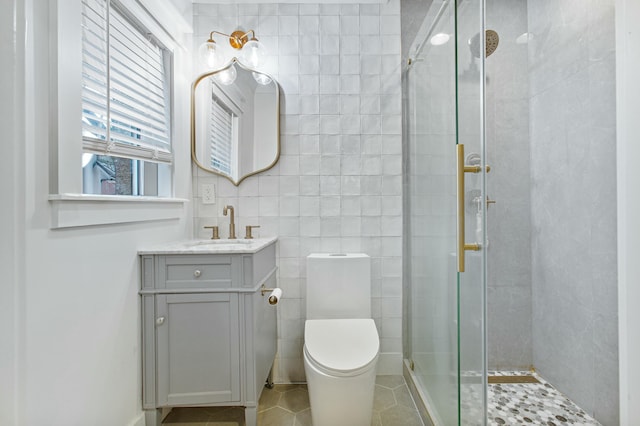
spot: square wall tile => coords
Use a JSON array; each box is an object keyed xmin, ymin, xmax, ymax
[{"xmin": 193, "ymin": 5, "xmax": 404, "ymax": 384}]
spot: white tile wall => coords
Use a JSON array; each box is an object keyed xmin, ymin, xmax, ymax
[{"xmin": 192, "ymin": 1, "xmax": 402, "ymax": 382}]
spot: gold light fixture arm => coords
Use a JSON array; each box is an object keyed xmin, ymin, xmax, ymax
[
  {"xmin": 208, "ymin": 29, "xmax": 258, "ymax": 49},
  {"xmin": 207, "ymin": 30, "xmax": 229, "ymax": 42},
  {"xmin": 456, "ymin": 144, "xmax": 482, "ymax": 273}
]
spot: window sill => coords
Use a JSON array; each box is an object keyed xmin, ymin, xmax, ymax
[{"xmin": 49, "ymin": 194, "xmax": 189, "ymax": 229}]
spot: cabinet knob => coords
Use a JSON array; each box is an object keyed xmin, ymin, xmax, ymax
[
  {"xmin": 156, "ymin": 317, "xmax": 165, "ymax": 326},
  {"xmin": 194, "ymin": 269, "xmax": 201, "ymax": 277}
]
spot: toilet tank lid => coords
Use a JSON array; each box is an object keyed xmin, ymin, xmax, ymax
[
  {"xmin": 305, "ymin": 319, "xmax": 379, "ymax": 372},
  {"xmin": 307, "ymin": 253, "xmax": 370, "ymax": 259}
]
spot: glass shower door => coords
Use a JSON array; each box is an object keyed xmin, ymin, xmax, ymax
[
  {"xmin": 455, "ymin": 0, "xmax": 488, "ymax": 424},
  {"xmin": 406, "ymin": 1, "xmax": 459, "ymax": 422},
  {"xmin": 406, "ymin": 0, "xmax": 487, "ymax": 424}
]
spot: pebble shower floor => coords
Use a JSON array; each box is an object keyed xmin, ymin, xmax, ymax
[{"xmin": 486, "ymin": 371, "xmax": 600, "ymax": 425}]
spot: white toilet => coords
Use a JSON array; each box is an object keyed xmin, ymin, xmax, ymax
[{"xmin": 304, "ymin": 253, "xmax": 380, "ymax": 426}]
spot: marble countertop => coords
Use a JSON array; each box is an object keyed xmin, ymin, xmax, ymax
[{"xmin": 138, "ymin": 236, "xmax": 278, "ymax": 255}]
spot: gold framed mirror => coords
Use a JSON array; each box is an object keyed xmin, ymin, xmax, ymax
[{"xmin": 191, "ymin": 58, "xmax": 280, "ymax": 185}]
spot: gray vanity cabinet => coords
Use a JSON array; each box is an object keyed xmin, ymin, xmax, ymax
[
  {"xmin": 139, "ymin": 241, "xmax": 277, "ymax": 426},
  {"xmin": 155, "ymin": 293, "xmax": 241, "ymax": 406}
]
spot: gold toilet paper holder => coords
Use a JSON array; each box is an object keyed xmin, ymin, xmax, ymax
[{"xmin": 260, "ymin": 285, "xmax": 280, "ymax": 305}]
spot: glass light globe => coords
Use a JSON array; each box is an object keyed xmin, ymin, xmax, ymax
[
  {"xmin": 198, "ymin": 40, "xmax": 225, "ymax": 69},
  {"xmin": 240, "ymin": 39, "xmax": 267, "ymax": 68},
  {"xmin": 214, "ymin": 64, "xmax": 237, "ymax": 86},
  {"xmin": 252, "ymin": 72, "xmax": 272, "ymax": 86}
]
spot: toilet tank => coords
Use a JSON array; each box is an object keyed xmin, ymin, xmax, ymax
[{"xmin": 306, "ymin": 253, "xmax": 371, "ymax": 320}]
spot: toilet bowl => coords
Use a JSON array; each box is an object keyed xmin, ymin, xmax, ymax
[
  {"xmin": 304, "ymin": 318, "xmax": 379, "ymax": 426},
  {"xmin": 304, "ymin": 254, "xmax": 379, "ymax": 426}
]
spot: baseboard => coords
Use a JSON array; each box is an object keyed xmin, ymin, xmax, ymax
[
  {"xmin": 376, "ymin": 352, "xmax": 403, "ymax": 375},
  {"xmin": 128, "ymin": 412, "xmax": 145, "ymax": 426}
]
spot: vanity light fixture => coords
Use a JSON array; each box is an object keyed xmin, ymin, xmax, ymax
[
  {"xmin": 214, "ymin": 64, "xmax": 238, "ymax": 86},
  {"xmin": 199, "ymin": 29, "xmax": 268, "ymax": 70}
]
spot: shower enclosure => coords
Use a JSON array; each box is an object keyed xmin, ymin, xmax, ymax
[
  {"xmin": 404, "ymin": 0, "xmax": 488, "ymax": 423},
  {"xmin": 403, "ymin": 0, "xmax": 618, "ymax": 424}
]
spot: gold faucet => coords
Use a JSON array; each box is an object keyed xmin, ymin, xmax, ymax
[{"xmin": 223, "ymin": 205, "xmax": 236, "ymax": 239}]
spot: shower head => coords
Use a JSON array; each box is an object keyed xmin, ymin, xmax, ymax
[{"xmin": 468, "ymin": 29, "xmax": 500, "ymax": 58}]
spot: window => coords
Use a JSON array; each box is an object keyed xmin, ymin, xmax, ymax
[
  {"xmin": 209, "ymin": 94, "xmax": 234, "ymax": 176},
  {"xmin": 80, "ymin": 0, "xmax": 172, "ymax": 196}
]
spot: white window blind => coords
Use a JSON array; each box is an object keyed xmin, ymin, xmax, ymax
[
  {"xmin": 81, "ymin": 0, "xmax": 172, "ymax": 163},
  {"xmin": 209, "ymin": 95, "xmax": 233, "ymax": 175}
]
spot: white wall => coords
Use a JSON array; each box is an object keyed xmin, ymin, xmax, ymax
[
  {"xmin": 1, "ymin": 0, "xmax": 194, "ymax": 424},
  {"xmin": 192, "ymin": 1, "xmax": 404, "ymax": 382},
  {"xmin": 0, "ymin": 1, "xmax": 27, "ymax": 424}
]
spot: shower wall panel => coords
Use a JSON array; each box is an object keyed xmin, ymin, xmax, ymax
[
  {"xmin": 485, "ymin": 0, "xmax": 533, "ymax": 370},
  {"xmin": 400, "ymin": 0, "xmax": 433, "ymax": 62},
  {"xmin": 528, "ymin": 0, "xmax": 618, "ymax": 424}
]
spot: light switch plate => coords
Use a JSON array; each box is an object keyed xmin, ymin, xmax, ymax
[{"xmin": 202, "ymin": 183, "xmax": 216, "ymax": 204}]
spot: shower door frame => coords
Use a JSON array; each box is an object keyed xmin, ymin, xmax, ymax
[
  {"xmin": 404, "ymin": 0, "xmax": 489, "ymax": 424},
  {"xmin": 615, "ymin": 0, "xmax": 640, "ymax": 422},
  {"xmin": 453, "ymin": 0, "xmax": 489, "ymax": 423}
]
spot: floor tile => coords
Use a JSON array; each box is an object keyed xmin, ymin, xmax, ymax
[
  {"xmin": 258, "ymin": 387, "xmax": 281, "ymax": 412},
  {"xmin": 393, "ymin": 384, "xmax": 416, "ymax": 409},
  {"xmin": 376, "ymin": 375, "xmax": 406, "ymax": 389},
  {"xmin": 372, "ymin": 384, "xmax": 397, "ymax": 412},
  {"xmin": 279, "ymin": 388, "xmax": 310, "ymax": 413},
  {"xmin": 293, "ymin": 408, "xmax": 312, "ymax": 426},
  {"xmin": 487, "ymin": 371, "xmax": 601, "ymax": 425},
  {"xmin": 164, "ymin": 407, "xmax": 211, "ymax": 423},
  {"xmin": 161, "ymin": 375, "xmax": 423, "ymax": 426},
  {"xmin": 380, "ymin": 404, "xmax": 424, "ymax": 426},
  {"xmin": 370, "ymin": 411, "xmax": 383, "ymax": 426},
  {"xmin": 257, "ymin": 407, "xmax": 295, "ymax": 426},
  {"xmin": 207, "ymin": 407, "xmax": 245, "ymax": 424}
]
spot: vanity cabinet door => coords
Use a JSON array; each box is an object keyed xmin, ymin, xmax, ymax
[{"xmin": 155, "ymin": 293, "xmax": 241, "ymax": 406}]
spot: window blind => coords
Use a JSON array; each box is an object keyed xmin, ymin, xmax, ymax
[
  {"xmin": 81, "ymin": 0, "xmax": 172, "ymax": 164},
  {"xmin": 209, "ymin": 95, "xmax": 233, "ymax": 175}
]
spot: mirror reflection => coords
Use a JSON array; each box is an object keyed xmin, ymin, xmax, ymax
[{"xmin": 192, "ymin": 59, "xmax": 280, "ymax": 185}]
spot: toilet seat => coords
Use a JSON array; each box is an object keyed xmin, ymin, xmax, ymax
[{"xmin": 304, "ymin": 319, "xmax": 379, "ymax": 377}]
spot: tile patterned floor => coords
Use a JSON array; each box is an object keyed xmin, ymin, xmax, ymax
[
  {"xmin": 162, "ymin": 371, "xmax": 597, "ymax": 425},
  {"xmin": 487, "ymin": 371, "xmax": 601, "ymax": 426},
  {"xmin": 162, "ymin": 375, "xmax": 424, "ymax": 426}
]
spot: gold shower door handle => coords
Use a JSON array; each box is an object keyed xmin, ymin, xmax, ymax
[{"xmin": 456, "ymin": 144, "xmax": 481, "ymax": 272}]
